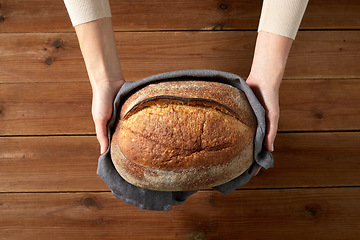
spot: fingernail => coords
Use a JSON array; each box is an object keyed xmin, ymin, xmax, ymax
[
  {"xmin": 100, "ymin": 146, "xmax": 104, "ymax": 154},
  {"xmin": 271, "ymin": 144, "xmax": 274, "ymax": 152},
  {"xmin": 254, "ymin": 165, "xmax": 262, "ymax": 176}
]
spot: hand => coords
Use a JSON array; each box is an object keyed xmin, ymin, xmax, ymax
[
  {"xmin": 92, "ymin": 79, "xmax": 125, "ymax": 154},
  {"xmin": 246, "ymin": 75, "xmax": 279, "ymax": 153},
  {"xmin": 246, "ymin": 31, "xmax": 293, "ymax": 174},
  {"xmin": 74, "ymin": 17, "xmax": 124, "ymax": 154},
  {"xmin": 247, "ymin": 75, "xmax": 279, "ymax": 176}
]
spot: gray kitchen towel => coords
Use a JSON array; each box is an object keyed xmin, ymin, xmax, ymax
[{"xmin": 97, "ymin": 69, "xmax": 273, "ymax": 211}]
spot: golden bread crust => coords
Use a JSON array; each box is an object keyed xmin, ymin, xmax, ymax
[{"xmin": 111, "ymin": 80, "xmax": 256, "ymax": 191}]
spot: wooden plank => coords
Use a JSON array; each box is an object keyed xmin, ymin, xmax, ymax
[
  {"xmin": 0, "ymin": 31, "xmax": 258, "ymax": 84},
  {"xmin": 0, "ymin": 82, "xmax": 93, "ymax": 136},
  {"xmin": 287, "ymin": 31, "xmax": 360, "ymax": 79},
  {"xmin": 0, "ymin": 136, "xmax": 107, "ymax": 192},
  {"xmin": 0, "ymin": 33, "xmax": 87, "ymax": 83},
  {"xmin": 1, "ymin": 188, "xmax": 360, "ymax": 239},
  {"xmin": 248, "ymin": 132, "xmax": 360, "ymax": 189},
  {"xmin": 278, "ymin": 79, "xmax": 360, "ymax": 131},
  {"xmin": 301, "ymin": 0, "xmax": 360, "ymax": 30},
  {"xmin": 1, "ymin": 79, "xmax": 359, "ymax": 136},
  {"xmin": 1, "ymin": 132, "xmax": 359, "ymax": 192},
  {"xmin": 0, "ymin": 31, "xmax": 359, "ymax": 84},
  {"xmin": 0, "ymin": 0, "xmax": 359, "ymax": 33},
  {"xmin": 0, "ymin": 0, "xmax": 73, "ymax": 33}
]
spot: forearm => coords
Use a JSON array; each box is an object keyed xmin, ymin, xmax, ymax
[
  {"xmin": 248, "ymin": 31, "xmax": 293, "ymax": 89},
  {"xmin": 74, "ymin": 17, "xmax": 124, "ymax": 88},
  {"xmin": 251, "ymin": 0, "xmax": 308, "ymax": 86}
]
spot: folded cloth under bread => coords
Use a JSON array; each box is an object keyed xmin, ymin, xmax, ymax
[{"xmin": 97, "ymin": 69, "xmax": 273, "ymax": 211}]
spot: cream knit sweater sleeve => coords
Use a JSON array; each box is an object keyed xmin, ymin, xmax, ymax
[
  {"xmin": 63, "ymin": 0, "xmax": 111, "ymax": 26},
  {"xmin": 258, "ymin": 0, "xmax": 309, "ymax": 39},
  {"xmin": 63, "ymin": 0, "xmax": 308, "ymax": 39}
]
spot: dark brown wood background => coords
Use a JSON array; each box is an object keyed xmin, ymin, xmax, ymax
[{"xmin": 1, "ymin": 0, "xmax": 359, "ymax": 239}]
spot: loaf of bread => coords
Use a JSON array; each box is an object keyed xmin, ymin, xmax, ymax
[{"xmin": 110, "ymin": 79, "xmax": 257, "ymax": 191}]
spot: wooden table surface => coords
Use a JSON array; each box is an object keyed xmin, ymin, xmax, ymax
[{"xmin": 1, "ymin": 0, "xmax": 359, "ymax": 239}]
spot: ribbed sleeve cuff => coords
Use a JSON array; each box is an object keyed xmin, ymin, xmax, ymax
[
  {"xmin": 258, "ymin": 0, "xmax": 309, "ymax": 40},
  {"xmin": 63, "ymin": 0, "xmax": 112, "ymax": 26}
]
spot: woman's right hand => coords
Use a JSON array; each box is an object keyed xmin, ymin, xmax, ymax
[{"xmin": 246, "ymin": 31, "xmax": 294, "ymax": 175}]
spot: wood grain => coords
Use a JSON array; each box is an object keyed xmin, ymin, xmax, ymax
[
  {"xmin": 287, "ymin": 31, "xmax": 360, "ymax": 79},
  {"xmin": 0, "ymin": 82, "xmax": 93, "ymax": 136},
  {"xmin": 0, "ymin": 0, "xmax": 359, "ymax": 32},
  {"xmin": 0, "ymin": 33, "xmax": 87, "ymax": 83},
  {"xmin": 278, "ymin": 79, "xmax": 360, "ymax": 131},
  {"xmin": 0, "ymin": 136, "xmax": 106, "ymax": 192},
  {"xmin": 0, "ymin": 0, "xmax": 73, "ymax": 33},
  {"xmin": 0, "ymin": 31, "xmax": 359, "ymax": 84},
  {"xmin": 1, "ymin": 188, "xmax": 360, "ymax": 239},
  {"xmin": 0, "ymin": 1, "xmax": 359, "ymax": 239},
  {"xmin": 1, "ymin": 132, "xmax": 359, "ymax": 192},
  {"xmin": 248, "ymin": 132, "xmax": 360, "ymax": 189},
  {"xmin": 1, "ymin": 79, "xmax": 359, "ymax": 136}
]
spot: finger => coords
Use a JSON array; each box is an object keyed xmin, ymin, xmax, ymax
[
  {"xmin": 254, "ymin": 165, "xmax": 262, "ymax": 176},
  {"xmin": 94, "ymin": 119, "xmax": 109, "ymax": 154},
  {"xmin": 265, "ymin": 110, "xmax": 279, "ymax": 152}
]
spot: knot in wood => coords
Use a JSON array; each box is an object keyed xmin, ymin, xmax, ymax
[
  {"xmin": 83, "ymin": 197, "xmax": 96, "ymax": 207},
  {"xmin": 0, "ymin": 15, "xmax": 5, "ymax": 22},
  {"xmin": 314, "ymin": 111, "xmax": 324, "ymax": 119},
  {"xmin": 45, "ymin": 58, "xmax": 53, "ymax": 66},
  {"xmin": 305, "ymin": 203, "xmax": 322, "ymax": 218},
  {"xmin": 95, "ymin": 219, "xmax": 104, "ymax": 225},
  {"xmin": 213, "ymin": 24, "xmax": 223, "ymax": 31},
  {"xmin": 53, "ymin": 39, "xmax": 63, "ymax": 48},
  {"xmin": 192, "ymin": 232, "xmax": 206, "ymax": 240},
  {"xmin": 219, "ymin": 4, "xmax": 228, "ymax": 10},
  {"xmin": 312, "ymin": 108, "xmax": 324, "ymax": 120}
]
